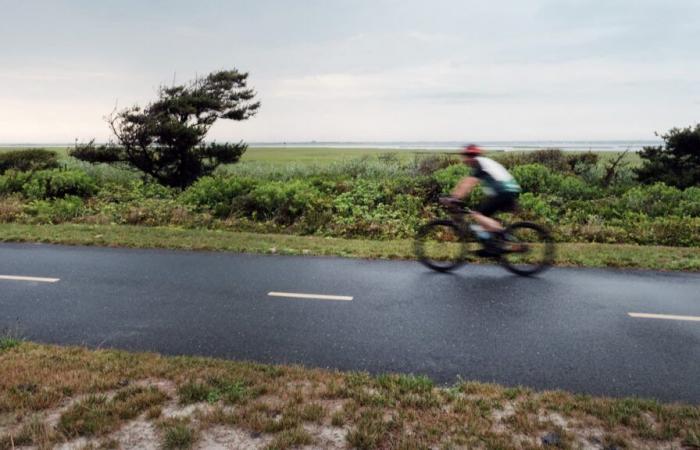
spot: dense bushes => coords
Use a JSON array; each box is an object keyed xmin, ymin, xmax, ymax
[
  {"xmin": 496, "ymin": 148, "xmax": 598, "ymax": 175},
  {"xmin": 0, "ymin": 149, "xmax": 59, "ymax": 174},
  {"xmin": 0, "ymin": 150, "xmax": 698, "ymax": 245},
  {"xmin": 0, "ymin": 169, "xmax": 97, "ymax": 199}
]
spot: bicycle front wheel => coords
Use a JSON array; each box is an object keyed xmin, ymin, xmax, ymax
[
  {"xmin": 415, "ymin": 219, "xmax": 470, "ymax": 272},
  {"xmin": 498, "ymin": 222, "xmax": 555, "ymax": 276}
]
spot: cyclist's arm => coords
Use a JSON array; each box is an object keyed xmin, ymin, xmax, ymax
[{"xmin": 452, "ymin": 176, "xmax": 479, "ymax": 199}]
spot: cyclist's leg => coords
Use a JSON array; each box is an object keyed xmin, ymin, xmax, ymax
[
  {"xmin": 470, "ymin": 211, "xmax": 504, "ymax": 232},
  {"xmin": 472, "ymin": 195, "xmax": 517, "ymax": 255},
  {"xmin": 470, "ymin": 196, "xmax": 507, "ymax": 232}
]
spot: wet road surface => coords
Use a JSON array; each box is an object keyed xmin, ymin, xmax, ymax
[{"xmin": 1, "ymin": 243, "xmax": 699, "ymax": 403}]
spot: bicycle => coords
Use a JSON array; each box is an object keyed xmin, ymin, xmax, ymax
[{"xmin": 414, "ymin": 197, "xmax": 555, "ymax": 276}]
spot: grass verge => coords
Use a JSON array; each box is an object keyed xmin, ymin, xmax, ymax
[
  {"xmin": 0, "ymin": 223, "xmax": 698, "ymax": 271},
  {"xmin": 0, "ymin": 342, "xmax": 698, "ymax": 449}
]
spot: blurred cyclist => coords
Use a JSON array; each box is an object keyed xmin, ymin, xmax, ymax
[{"xmin": 443, "ymin": 144, "xmax": 521, "ymax": 256}]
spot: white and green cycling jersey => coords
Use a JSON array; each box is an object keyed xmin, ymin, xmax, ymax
[{"xmin": 472, "ymin": 157, "xmax": 521, "ymax": 196}]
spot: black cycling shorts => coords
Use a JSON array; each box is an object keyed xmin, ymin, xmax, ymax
[{"xmin": 475, "ymin": 193, "xmax": 518, "ymax": 216}]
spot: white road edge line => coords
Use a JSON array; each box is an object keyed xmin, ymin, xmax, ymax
[
  {"xmin": 628, "ymin": 312, "xmax": 700, "ymax": 322},
  {"xmin": 0, "ymin": 275, "xmax": 60, "ymax": 283},
  {"xmin": 268, "ymin": 291, "xmax": 353, "ymax": 301}
]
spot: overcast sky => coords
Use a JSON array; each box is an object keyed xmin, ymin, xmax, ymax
[{"xmin": 1, "ymin": 0, "xmax": 698, "ymax": 142}]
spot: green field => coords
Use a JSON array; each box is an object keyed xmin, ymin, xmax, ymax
[{"xmin": 0, "ymin": 145, "xmax": 641, "ymax": 166}]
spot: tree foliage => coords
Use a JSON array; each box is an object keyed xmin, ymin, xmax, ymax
[
  {"xmin": 635, "ymin": 124, "xmax": 700, "ymax": 189},
  {"xmin": 71, "ymin": 70, "xmax": 260, "ymax": 188}
]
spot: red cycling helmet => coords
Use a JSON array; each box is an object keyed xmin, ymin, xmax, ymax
[{"xmin": 460, "ymin": 144, "xmax": 483, "ymax": 156}]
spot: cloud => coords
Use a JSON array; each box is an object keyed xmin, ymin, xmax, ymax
[{"xmin": 0, "ymin": 69, "xmax": 125, "ymax": 82}]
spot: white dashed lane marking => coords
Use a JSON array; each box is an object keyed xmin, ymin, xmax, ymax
[
  {"xmin": 268, "ymin": 291, "xmax": 353, "ymax": 301},
  {"xmin": 628, "ymin": 312, "xmax": 700, "ymax": 322},
  {"xmin": 0, "ymin": 275, "xmax": 60, "ymax": 283}
]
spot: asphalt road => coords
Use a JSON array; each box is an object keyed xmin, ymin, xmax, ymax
[{"xmin": 1, "ymin": 243, "xmax": 699, "ymax": 403}]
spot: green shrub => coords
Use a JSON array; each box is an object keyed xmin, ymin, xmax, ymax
[
  {"xmin": 558, "ymin": 175, "xmax": 601, "ymax": 200},
  {"xmin": 0, "ymin": 149, "xmax": 59, "ymax": 174},
  {"xmin": 567, "ymin": 152, "xmax": 600, "ymax": 175},
  {"xmin": 23, "ymin": 196, "xmax": 85, "ymax": 223},
  {"xmin": 0, "ymin": 170, "xmax": 33, "ymax": 195},
  {"xmin": 412, "ymin": 154, "xmax": 458, "ymax": 175},
  {"xmin": 621, "ymin": 183, "xmax": 684, "ymax": 217},
  {"xmin": 517, "ymin": 193, "xmax": 560, "ymax": 222},
  {"xmin": 629, "ymin": 216, "xmax": 700, "ymax": 246},
  {"xmin": 181, "ymin": 176, "xmax": 257, "ymax": 217},
  {"xmin": 329, "ymin": 180, "xmax": 426, "ymax": 237},
  {"xmin": 680, "ymin": 187, "xmax": 700, "ymax": 216},
  {"xmin": 433, "ymin": 164, "xmax": 471, "ymax": 193},
  {"xmin": 511, "ymin": 164, "xmax": 562, "ymax": 194},
  {"xmin": 238, "ymin": 180, "xmax": 325, "ymax": 225},
  {"xmin": 94, "ymin": 180, "xmax": 174, "ymax": 204},
  {"xmin": 21, "ymin": 169, "xmax": 97, "ymax": 199},
  {"xmin": 496, "ymin": 148, "xmax": 599, "ymax": 174}
]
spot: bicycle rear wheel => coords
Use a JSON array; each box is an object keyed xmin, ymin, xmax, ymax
[
  {"xmin": 415, "ymin": 219, "xmax": 470, "ymax": 272},
  {"xmin": 498, "ymin": 222, "xmax": 555, "ymax": 276}
]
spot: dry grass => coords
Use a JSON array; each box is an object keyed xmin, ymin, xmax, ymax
[{"xmin": 1, "ymin": 341, "xmax": 699, "ymax": 449}]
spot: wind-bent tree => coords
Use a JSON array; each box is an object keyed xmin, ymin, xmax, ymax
[
  {"xmin": 635, "ymin": 124, "xmax": 700, "ymax": 189},
  {"xmin": 72, "ymin": 70, "xmax": 260, "ymax": 188}
]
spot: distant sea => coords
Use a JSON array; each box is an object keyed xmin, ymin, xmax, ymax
[{"xmin": 0, "ymin": 140, "xmax": 661, "ymax": 152}]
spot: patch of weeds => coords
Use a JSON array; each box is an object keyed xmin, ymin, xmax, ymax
[
  {"xmin": 58, "ymin": 386, "xmax": 167, "ymax": 437},
  {"xmin": 346, "ymin": 371, "xmax": 374, "ymax": 389},
  {"xmin": 472, "ymin": 398, "xmax": 499, "ymax": 418},
  {"xmin": 580, "ymin": 397, "xmax": 661, "ymax": 429},
  {"xmin": 178, "ymin": 378, "xmax": 248, "ymax": 405},
  {"xmin": 451, "ymin": 397, "xmax": 499, "ymax": 420},
  {"xmin": 504, "ymin": 409, "xmax": 539, "ymax": 434},
  {"xmin": 14, "ymin": 415, "xmax": 54, "ymax": 448},
  {"xmin": 300, "ymin": 403, "xmax": 325, "ymax": 422},
  {"xmin": 252, "ymin": 363, "xmax": 285, "ymax": 380},
  {"xmin": 541, "ymin": 426, "xmax": 576, "ymax": 448},
  {"xmin": 160, "ymin": 418, "xmax": 196, "ymax": 450},
  {"xmin": 400, "ymin": 392, "xmax": 440, "ymax": 410},
  {"xmin": 377, "ymin": 374, "xmax": 438, "ymax": 409},
  {"xmin": 58, "ymin": 395, "xmax": 112, "ymax": 437},
  {"xmin": 353, "ymin": 389, "xmax": 388, "ymax": 408},
  {"xmin": 0, "ymin": 431, "xmax": 32, "ymax": 450},
  {"xmin": 146, "ymin": 406, "xmax": 162, "ymax": 420},
  {"xmin": 683, "ymin": 428, "xmax": 700, "ymax": 448},
  {"xmin": 322, "ymin": 380, "xmax": 345, "ymax": 399},
  {"xmin": 331, "ymin": 411, "xmax": 345, "ymax": 427},
  {"xmin": 177, "ymin": 382, "xmax": 210, "ymax": 404},
  {"xmin": 602, "ymin": 433, "xmax": 629, "ymax": 449},
  {"xmin": 520, "ymin": 397, "xmax": 539, "ymax": 414},
  {"xmin": 502, "ymin": 386, "xmax": 531, "ymax": 401},
  {"xmin": 266, "ymin": 427, "xmax": 314, "ymax": 450},
  {"xmin": 112, "ymin": 386, "xmax": 169, "ymax": 418},
  {"xmin": 388, "ymin": 433, "xmax": 431, "ymax": 450},
  {"xmin": 5, "ymin": 382, "xmax": 62, "ymax": 413},
  {"xmin": 346, "ymin": 408, "xmax": 389, "ymax": 449},
  {"xmin": 377, "ymin": 374, "xmax": 433, "ymax": 395},
  {"xmin": 199, "ymin": 406, "xmax": 238, "ymax": 429},
  {"xmin": 210, "ymin": 377, "xmax": 249, "ymax": 404},
  {"xmin": 0, "ymin": 337, "xmax": 20, "ymax": 352},
  {"xmin": 237, "ymin": 402, "xmax": 302, "ymax": 434},
  {"xmin": 459, "ymin": 381, "xmax": 502, "ymax": 398}
]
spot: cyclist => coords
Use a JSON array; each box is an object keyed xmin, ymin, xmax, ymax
[{"xmin": 443, "ymin": 144, "xmax": 521, "ymax": 256}]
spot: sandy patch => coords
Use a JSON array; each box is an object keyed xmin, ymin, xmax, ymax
[
  {"xmin": 195, "ymin": 425, "xmax": 273, "ymax": 450},
  {"xmin": 303, "ymin": 423, "xmax": 347, "ymax": 449}
]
